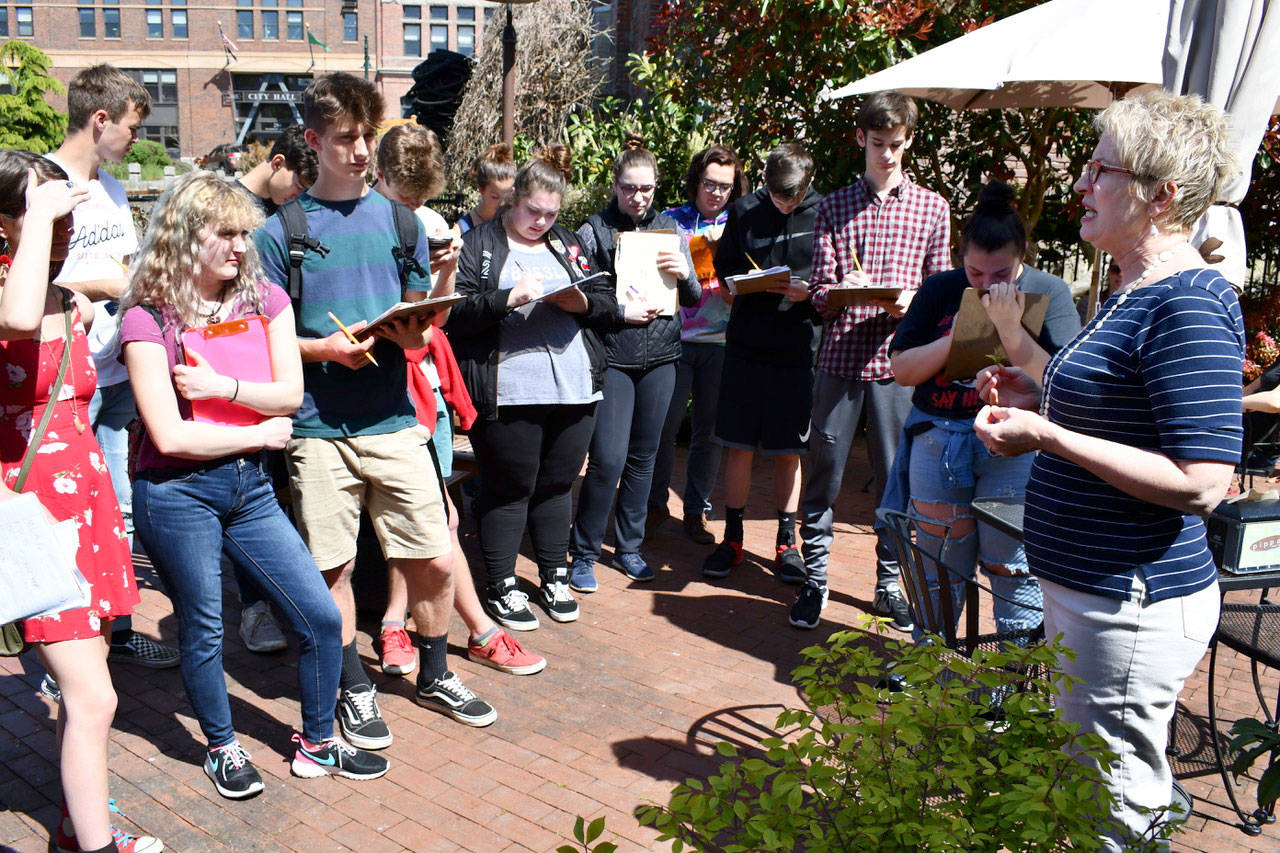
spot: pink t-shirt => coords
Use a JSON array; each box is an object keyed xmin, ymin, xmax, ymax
[{"xmin": 120, "ymin": 281, "xmax": 290, "ymax": 472}]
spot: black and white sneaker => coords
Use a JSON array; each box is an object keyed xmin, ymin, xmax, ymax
[
  {"xmin": 204, "ymin": 740, "xmax": 264, "ymax": 799},
  {"xmin": 485, "ymin": 577, "xmax": 540, "ymax": 631},
  {"xmin": 788, "ymin": 581, "xmax": 829, "ymax": 630},
  {"xmin": 873, "ymin": 588, "xmax": 915, "ymax": 633},
  {"xmin": 337, "ymin": 683, "xmax": 393, "ymax": 749},
  {"xmin": 538, "ymin": 568, "xmax": 580, "ymax": 623},
  {"xmin": 290, "ymin": 733, "xmax": 390, "ymax": 780},
  {"xmin": 775, "ymin": 544, "xmax": 807, "ymax": 585},
  {"xmin": 416, "ymin": 670, "xmax": 498, "ymax": 727}
]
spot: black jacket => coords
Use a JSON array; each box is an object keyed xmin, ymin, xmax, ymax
[
  {"xmin": 714, "ymin": 187, "xmax": 824, "ymax": 367},
  {"xmin": 445, "ymin": 218, "xmax": 618, "ymax": 422},
  {"xmin": 577, "ymin": 199, "xmax": 702, "ymax": 371}
]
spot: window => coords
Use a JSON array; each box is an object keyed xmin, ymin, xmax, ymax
[
  {"xmin": 403, "ymin": 5, "xmax": 420, "ymax": 19},
  {"xmin": 0, "ymin": 7, "xmax": 8, "ymax": 37},
  {"xmin": 403, "ymin": 22, "xmax": 421, "ymax": 57},
  {"xmin": 484, "ymin": 7, "xmax": 494, "ymax": 21},
  {"xmin": 457, "ymin": 25, "xmax": 474, "ymax": 56},
  {"xmin": 236, "ymin": 9, "xmax": 253, "ymax": 39},
  {"xmin": 171, "ymin": 9, "xmax": 187, "ymax": 38},
  {"xmin": 137, "ymin": 124, "xmax": 179, "ymax": 153},
  {"xmin": 286, "ymin": 10, "xmax": 302, "ymax": 39},
  {"xmin": 103, "ymin": 0, "xmax": 121, "ymax": 38},
  {"xmin": 16, "ymin": 5, "xmax": 31, "ymax": 37},
  {"xmin": 262, "ymin": 10, "xmax": 278, "ymax": 39},
  {"xmin": 287, "ymin": 0, "xmax": 302, "ymax": 6},
  {"xmin": 78, "ymin": 4, "xmax": 95, "ymax": 37},
  {"xmin": 457, "ymin": 7, "xmax": 475, "ymax": 21},
  {"xmin": 342, "ymin": 11, "xmax": 357, "ymax": 41},
  {"xmin": 430, "ymin": 5, "xmax": 448, "ymax": 19},
  {"xmin": 140, "ymin": 69, "xmax": 178, "ymax": 103},
  {"xmin": 430, "ymin": 24, "xmax": 447, "ymax": 51},
  {"xmin": 146, "ymin": 9, "xmax": 163, "ymax": 38}
]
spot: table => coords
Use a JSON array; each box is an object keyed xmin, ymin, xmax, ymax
[{"xmin": 970, "ymin": 495, "xmax": 1280, "ymax": 834}]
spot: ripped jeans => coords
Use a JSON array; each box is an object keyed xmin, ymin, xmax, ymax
[{"xmin": 906, "ymin": 420, "xmax": 1042, "ymax": 636}]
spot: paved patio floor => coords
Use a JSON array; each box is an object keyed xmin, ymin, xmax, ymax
[{"xmin": 1, "ymin": 441, "xmax": 1276, "ymax": 852}]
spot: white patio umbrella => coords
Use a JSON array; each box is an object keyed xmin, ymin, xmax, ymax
[
  {"xmin": 1165, "ymin": 0, "xmax": 1280, "ymax": 289},
  {"xmin": 820, "ymin": 0, "xmax": 1169, "ymax": 108}
]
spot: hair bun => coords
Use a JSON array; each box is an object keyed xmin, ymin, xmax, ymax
[
  {"xmin": 975, "ymin": 181, "xmax": 1016, "ymax": 215},
  {"xmin": 534, "ymin": 143, "xmax": 573, "ymax": 181},
  {"xmin": 622, "ymin": 132, "xmax": 646, "ymax": 152},
  {"xmin": 484, "ymin": 143, "xmax": 513, "ymax": 164}
]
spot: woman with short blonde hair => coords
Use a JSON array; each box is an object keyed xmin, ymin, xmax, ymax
[{"xmin": 974, "ymin": 91, "xmax": 1242, "ymax": 848}]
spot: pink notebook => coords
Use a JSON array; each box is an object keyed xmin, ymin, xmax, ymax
[{"xmin": 181, "ymin": 315, "xmax": 273, "ymax": 426}]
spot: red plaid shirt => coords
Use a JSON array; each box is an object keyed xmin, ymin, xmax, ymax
[{"xmin": 809, "ymin": 176, "xmax": 951, "ymax": 380}]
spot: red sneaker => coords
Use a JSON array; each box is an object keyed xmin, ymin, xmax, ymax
[
  {"xmin": 378, "ymin": 624, "xmax": 417, "ymax": 676},
  {"xmin": 467, "ymin": 629, "xmax": 547, "ymax": 675},
  {"xmin": 56, "ymin": 801, "xmax": 163, "ymax": 853}
]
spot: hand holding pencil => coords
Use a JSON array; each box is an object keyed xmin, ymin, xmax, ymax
[{"xmin": 326, "ymin": 311, "xmax": 379, "ymax": 369}]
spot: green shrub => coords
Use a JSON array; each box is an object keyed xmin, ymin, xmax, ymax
[
  {"xmin": 123, "ymin": 139, "xmax": 171, "ymax": 169},
  {"xmin": 636, "ymin": 631, "xmax": 1181, "ymax": 852}
]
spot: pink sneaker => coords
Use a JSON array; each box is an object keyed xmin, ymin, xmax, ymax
[
  {"xmin": 378, "ymin": 625, "xmax": 417, "ymax": 676},
  {"xmin": 56, "ymin": 801, "xmax": 163, "ymax": 853},
  {"xmin": 467, "ymin": 629, "xmax": 546, "ymax": 675}
]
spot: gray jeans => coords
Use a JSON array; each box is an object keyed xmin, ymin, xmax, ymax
[
  {"xmin": 649, "ymin": 342, "xmax": 725, "ymax": 518},
  {"xmin": 799, "ymin": 371, "xmax": 912, "ymax": 587}
]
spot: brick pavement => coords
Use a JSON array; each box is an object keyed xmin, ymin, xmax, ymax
[{"xmin": 1, "ymin": 440, "xmax": 1277, "ymax": 852}]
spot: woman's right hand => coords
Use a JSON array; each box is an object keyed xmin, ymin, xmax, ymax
[
  {"xmin": 975, "ymin": 364, "xmax": 1040, "ymax": 410},
  {"xmin": 624, "ymin": 301, "xmax": 660, "ymax": 324},
  {"xmin": 25, "ymin": 170, "xmax": 89, "ymax": 222},
  {"xmin": 257, "ymin": 417, "xmax": 293, "ymax": 450},
  {"xmin": 506, "ymin": 275, "xmax": 543, "ymax": 309}
]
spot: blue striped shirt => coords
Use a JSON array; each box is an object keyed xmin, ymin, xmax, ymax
[
  {"xmin": 1024, "ymin": 269, "xmax": 1243, "ymax": 602},
  {"xmin": 256, "ymin": 191, "xmax": 432, "ymax": 437}
]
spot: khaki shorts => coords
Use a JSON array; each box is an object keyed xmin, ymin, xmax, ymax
[{"xmin": 285, "ymin": 424, "xmax": 449, "ymax": 569}]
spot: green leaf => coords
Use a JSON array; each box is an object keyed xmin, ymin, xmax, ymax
[
  {"xmin": 573, "ymin": 815, "xmax": 585, "ymax": 843},
  {"xmin": 585, "ymin": 816, "xmax": 605, "ymax": 844}
]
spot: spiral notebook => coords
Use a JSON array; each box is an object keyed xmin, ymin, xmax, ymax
[{"xmin": 181, "ymin": 315, "xmax": 273, "ymax": 426}]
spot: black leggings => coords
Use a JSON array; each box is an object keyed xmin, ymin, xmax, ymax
[{"xmin": 468, "ymin": 403, "xmax": 596, "ymax": 585}]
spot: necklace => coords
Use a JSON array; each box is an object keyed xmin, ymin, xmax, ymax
[
  {"xmin": 200, "ymin": 284, "xmax": 230, "ymax": 323},
  {"xmin": 1039, "ymin": 246, "xmax": 1190, "ymax": 419}
]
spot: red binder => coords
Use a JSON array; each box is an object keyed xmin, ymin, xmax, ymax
[{"xmin": 181, "ymin": 315, "xmax": 273, "ymax": 426}]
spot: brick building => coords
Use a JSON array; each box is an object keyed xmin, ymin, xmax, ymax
[{"xmin": 15, "ymin": 0, "xmax": 492, "ymax": 158}]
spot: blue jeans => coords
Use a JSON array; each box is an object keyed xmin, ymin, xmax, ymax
[
  {"xmin": 650, "ymin": 342, "xmax": 724, "ymax": 518},
  {"xmin": 88, "ymin": 380, "xmax": 135, "ymax": 541},
  {"xmin": 906, "ymin": 422, "xmax": 1042, "ymax": 635},
  {"xmin": 571, "ymin": 363, "xmax": 676, "ymax": 561},
  {"xmin": 134, "ymin": 455, "xmax": 342, "ymax": 746}
]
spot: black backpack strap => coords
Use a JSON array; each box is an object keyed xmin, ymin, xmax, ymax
[
  {"xmin": 389, "ymin": 200, "xmax": 427, "ymax": 290},
  {"xmin": 276, "ymin": 198, "xmax": 329, "ymax": 303}
]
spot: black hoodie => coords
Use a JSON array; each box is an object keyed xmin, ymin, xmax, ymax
[{"xmin": 714, "ymin": 187, "xmax": 824, "ymax": 367}]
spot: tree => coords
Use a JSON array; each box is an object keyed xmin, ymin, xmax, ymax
[
  {"xmin": 0, "ymin": 40, "xmax": 67, "ymax": 154},
  {"xmin": 639, "ymin": 0, "xmax": 1097, "ymax": 263}
]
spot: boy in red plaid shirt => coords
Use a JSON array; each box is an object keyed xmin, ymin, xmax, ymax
[{"xmin": 789, "ymin": 93, "xmax": 951, "ymax": 631}]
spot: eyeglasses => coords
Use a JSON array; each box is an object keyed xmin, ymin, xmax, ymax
[
  {"xmin": 1081, "ymin": 159, "xmax": 1139, "ymax": 187},
  {"xmin": 700, "ymin": 179, "xmax": 734, "ymax": 194},
  {"xmin": 617, "ymin": 183, "xmax": 655, "ymax": 195}
]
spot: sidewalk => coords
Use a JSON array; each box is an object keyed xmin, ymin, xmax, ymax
[{"xmin": 0, "ymin": 440, "xmax": 1275, "ymax": 852}]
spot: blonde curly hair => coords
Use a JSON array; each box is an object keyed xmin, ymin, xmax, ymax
[
  {"xmin": 1095, "ymin": 90, "xmax": 1240, "ymax": 232},
  {"xmin": 123, "ymin": 171, "xmax": 266, "ymax": 330}
]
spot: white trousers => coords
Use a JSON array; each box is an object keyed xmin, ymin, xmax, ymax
[{"xmin": 1042, "ymin": 575, "xmax": 1219, "ymax": 851}]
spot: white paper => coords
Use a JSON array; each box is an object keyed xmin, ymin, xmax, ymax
[
  {"xmin": 615, "ymin": 232, "xmax": 680, "ymax": 315},
  {"xmin": 0, "ymin": 493, "xmax": 92, "ymax": 624}
]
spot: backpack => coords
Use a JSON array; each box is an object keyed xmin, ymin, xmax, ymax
[{"xmin": 275, "ymin": 196, "xmax": 428, "ymax": 303}]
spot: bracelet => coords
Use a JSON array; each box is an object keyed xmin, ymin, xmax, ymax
[{"xmin": 229, "ymin": 377, "xmax": 240, "ymax": 403}]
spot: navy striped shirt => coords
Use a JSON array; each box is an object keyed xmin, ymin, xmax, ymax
[{"xmin": 1024, "ymin": 269, "xmax": 1243, "ymax": 602}]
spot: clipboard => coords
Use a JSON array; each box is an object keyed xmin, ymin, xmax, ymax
[
  {"xmin": 354, "ymin": 294, "xmax": 466, "ymax": 341},
  {"xmin": 825, "ymin": 286, "xmax": 902, "ymax": 308},
  {"xmin": 615, "ymin": 231, "xmax": 680, "ymax": 315},
  {"xmin": 724, "ymin": 266, "xmax": 790, "ymax": 296},
  {"xmin": 181, "ymin": 315, "xmax": 273, "ymax": 426},
  {"xmin": 943, "ymin": 288, "xmax": 1049, "ymax": 381},
  {"xmin": 688, "ymin": 234, "xmax": 719, "ymax": 282}
]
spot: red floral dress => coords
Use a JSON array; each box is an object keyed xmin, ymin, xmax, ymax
[{"xmin": 0, "ymin": 291, "xmax": 138, "ymax": 642}]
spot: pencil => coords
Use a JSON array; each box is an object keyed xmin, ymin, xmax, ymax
[
  {"xmin": 745, "ymin": 252, "xmax": 761, "ymax": 271},
  {"xmin": 850, "ymin": 248, "xmax": 865, "ymax": 274},
  {"xmin": 327, "ymin": 311, "xmax": 379, "ymax": 367}
]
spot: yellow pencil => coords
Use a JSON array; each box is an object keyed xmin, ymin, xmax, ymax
[
  {"xmin": 850, "ymin": 248, "xmax": 865, "ymax": 274},
  {"xmin": 745, "ymin": 252, "xmax": 762, "ymax": 271},
  {"xmin": 327, "ymin": 311, "xmax": 379, "ymax": 367}
]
